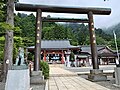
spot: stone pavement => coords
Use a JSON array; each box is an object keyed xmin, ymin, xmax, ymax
[
  {"xmin": 46, "ymin": 64, "xmax": 110, "ymax": 90},
  {"xmin": 49, "ymin": 64, "xmax": 77, "ymax": 77}
]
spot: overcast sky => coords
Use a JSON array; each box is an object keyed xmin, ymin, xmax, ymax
[{"xmin": 17, "ymin": 0, "xmax": 120, "ymax": 28}]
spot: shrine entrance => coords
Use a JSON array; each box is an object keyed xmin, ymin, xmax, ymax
[
  {"xmin": 15, "ymin": 3, "xmax": 111, "ymax": 71},
  {"xmin": 42, "ymin": 51, "xmax": 62, "ymax": 64}
]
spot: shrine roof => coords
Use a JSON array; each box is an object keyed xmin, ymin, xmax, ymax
[
  {"xmin": 81, "ymin": 45, "xmax": 115, "ymax": 55},
  {"xmin": 28, "ymin": 40, "xmax": 80, "ymax": 50}
]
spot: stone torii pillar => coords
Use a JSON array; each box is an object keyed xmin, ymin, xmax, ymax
[
  {"xmin": 88, "ymin": 11, "xmax": 99, "ymax": 69},
  {"xmin": 88, "ymin": 11, "xmax": 107, "ymax": 81},
  {"xmin": 34, "ymin": 9, "xmax": 42, "ymax": 71}
]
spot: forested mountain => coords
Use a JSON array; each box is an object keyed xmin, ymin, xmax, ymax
[
  {"xmin": 14, "ymin": 13, "xmax": 113, "ymax": 46},
  {"xmin": 104, "ymin": 23, "xmax": 120, "ymax": 37},
  {"xmin": 63, "ymin": 23, "xmax": 112, "ymax": 45},
  {"xmin": 103, "ymin": 22, "xmax": 120, "ymax": 50},
  {"xmin": 0, "ymin": 12, "xmax": 119, "ymax": 61}
]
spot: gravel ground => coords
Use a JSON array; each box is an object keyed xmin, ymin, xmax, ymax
[{"xmin": 80, "ymin": 75, "xmax": 120, "ymax": 90}]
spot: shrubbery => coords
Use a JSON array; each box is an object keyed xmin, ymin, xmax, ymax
[{"xmin": 40, "ymin": 61, "xmax": 49, "ymax": 79}]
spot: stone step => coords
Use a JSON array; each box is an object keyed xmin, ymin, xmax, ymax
[
  {"xmin": 88, "ymin": 74, "xmax": 107, "ymax": 81},
  {"xmin": 90, "ymin": 69, "xmax": 103, "ymax": 74},
  {"xmin": 30, "ymin": 76, "xmax": 45, "ymax": 84},
  {"xmin": 88, "ymin": 69, "xmax": 107, "ymax": 81},
  {"xmin": 30, "ymin": 71, "xmax": 45, "ymax": 84},
  {"xmin": 31, "ymin": 71, "xmax": 43, "ymax": 76}
]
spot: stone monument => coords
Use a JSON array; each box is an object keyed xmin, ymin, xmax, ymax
[
  {"xmin": 12, "ymin": 47, "xmax": 27, "ymax": 70},
  {"xmin": 16, "ymin": 47, "xmax": 25, "ymax": 65},
  {"xmin": 5, "ymin": 48, "xmax": 30, "ymax": 90}
]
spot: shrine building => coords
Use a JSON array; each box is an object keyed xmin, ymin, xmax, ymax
[{"xmin": 27, "ymin": 40, "xmax": 80, "ymax": 63}]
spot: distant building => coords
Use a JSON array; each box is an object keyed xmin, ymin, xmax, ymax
[
  {"xmin": 27, "ymin": 40, "xmax": 80, "ymax": 63},
  {"xmin": 78, "ymin": 45, "xmax": 117, "ymax": 66},
  {"xmin": 27, "ymin": 40, "xmax": 118, "ymax": 66}
]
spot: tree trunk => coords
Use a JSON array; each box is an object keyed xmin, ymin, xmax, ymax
[{"xmin": 2, "ymin": 0, "xmax": 14, "ymax": 81}]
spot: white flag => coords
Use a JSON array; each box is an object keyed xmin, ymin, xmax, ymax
[{"xmin": 113, "ymin": 31, "xmax": 116, "ymax": 40}]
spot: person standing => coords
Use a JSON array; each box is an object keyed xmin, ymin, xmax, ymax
[{"xmin": 70, "ymin": 51, "xmax": 75, "ymax": 67}]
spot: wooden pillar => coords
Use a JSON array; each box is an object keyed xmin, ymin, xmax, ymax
[
  {"xmin": 88, "ymin": 11, "xmax": 99, "ymax": 69},
  {"xmin": 61, "ymin": 51, "xmax": 64, "ymax": 64},
  {"xmin": 44, "ymin": 50, "xmax": 46, "ymax": 61},
  {"xmin": 25, "ymin": 48, "xmax": 28, "ymax": 64},
  {"xmin": 34, "ymin": 9, "xmax": 42, "ymax": 71}
]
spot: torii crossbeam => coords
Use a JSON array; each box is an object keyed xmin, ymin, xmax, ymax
[
  {"xmin": 15, "ymin": 3, "xmax": 111, "ymax": 15},
  {"xmin": 42, "ymin": 17, "xmax": 89, "ymax": 23}
]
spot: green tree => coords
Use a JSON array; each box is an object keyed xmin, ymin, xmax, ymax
[
  {"xmin": 96, "ymin": 35, "xmax": 107, "ymax": 45},
  {"xmin": 0, "ymin": 0, "xmax": 6, "ymax": 22},
  {"xmin": 0, "ymin": 1, "xmax": 6, "ymax": 62},
  {"xmin": 108, "ymin": 38, "xmax": 120, "ymax": 50},
  {"xmin": 42, "ymin": 24, "xmax": 68, "ymax": 40},
  {"xmin": 14, "ymin": 13, "xmax": 36, "ymax": 47},
  {"xmin": 42, "ymin": 26, "xmax": 55, "ymax": 39},
  {"xmin": 13, "ymin": 13, "xmax": 113, "ymax": 49},
  {"xmin": 15, "ymin": 13, "xmax": 36, "ymax": 37},
  {"xmin": 95, "ymin": 28, "xmax": 112, "ymax": 41},
  {"xmin": 71, "ymin": 23, "xmax": 89, "ymax": 45},
  {"xmin": 67, "ymin": 27, "xmax": 78, "ymax": 45},
  {"xmin": 84, "ymin": 35, "xmax": 107, "ymax": 45}
]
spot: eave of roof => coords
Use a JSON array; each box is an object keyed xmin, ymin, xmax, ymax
[{"xmin": 27, "ymin": 40, "xmax": 80, "ymax": 50}]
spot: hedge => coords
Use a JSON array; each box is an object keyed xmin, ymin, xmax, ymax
[{"xmin": 40, "ymin": 61, "xmax": 49, "ymax": 79}]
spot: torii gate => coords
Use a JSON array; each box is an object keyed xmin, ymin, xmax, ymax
[{"xmin": 15, "ymin": 3, "xmax": 111, "ymax": 71}]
